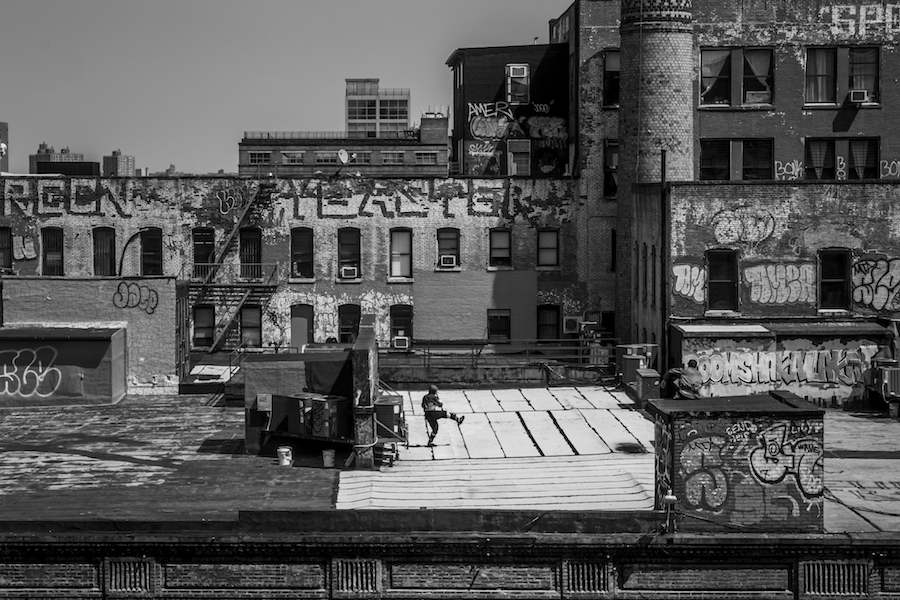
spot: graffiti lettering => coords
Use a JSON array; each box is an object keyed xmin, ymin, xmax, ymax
[
  {"xmin": 532, "ymin": 103, "xmax": 552, "ymax": 113},
  {"xmin": 216, "ymin": 188, "xmax": 246, "ymax": 215},
  {"xmin": 852, "ymin": 254, "xmax": 900, "ymax": 311},
  {"xmin": 467, "ymin": 101, "xmax": 514, "ymax": 120},
  {"xmin": 11, "ymin": 236, "xmax": 36, "ymax": 261},
  {"xmin": 725, "ymin": 420, "xmax": 759, "ymax": 442},
  {"xmin": 467, "ymin": 141, "xmax": 499, "ymax": 157},
  {"xmin": 775, "ymin": 160, "xmax": 803, "ymax": 181},
  {"xmin": 710, "ymin": 207, "xmax": 775, "ymax": 248},
  {"xmin": 836, "ymin": 155, "xmax": 847, "ymax": 180},
  {"xmin": 744, "ymin": 263, "xmax": 816, "ymax": 305},
  {"xmin": 527, "ymin": 116, "xmax": 568, "ymax": 140},
  {"xmin": 470, "ymin": 116, "xmax": 514, "ymax": 139},
  {"xmin": 820, "ymin": 3, "xmax": 900, "ymax": 35},
  {"xmin": 112, "ymin": 281, "xmax": 159, "ymax": 315},
  {"xmin": 882, "ymin": 160, "xmax": 900, "ymax": 179},
  {"xmin": 687, "ymin": 346, "xmax": 878, "ymax": 387},
  {"xmin": 749, "ymin": 424, "xmax": 824, "ymax": 498},
  {"xmin": 680, "ymin": 436, "xmax": 729, "ymax": 510},
  {"xmin": 672, "ymin": 264, "xmax": 706, "ymax": 303},
  {"xmin": 0, "ymin": 347, "xmax": 63, "ymax": 399}
]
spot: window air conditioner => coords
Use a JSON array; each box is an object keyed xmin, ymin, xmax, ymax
[
  {"xmin": 392, "ymin": 336, "xmax": 410, "ymax": 350},
  {"xmin": 340, "ymin": 266, "xmax": 359, "ymax": 279},
  {"xmin": 439, "ymin": 255, "xmax": 457, "ymax": 268},
  {"xmin": 849, "ymin": 89, "xmax": 869, "ymax": 104},
  {"xmin": 563, "ymin": 315, "xmax": 584, "ymax": 334}
]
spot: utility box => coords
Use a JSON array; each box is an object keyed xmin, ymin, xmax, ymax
[{"xmin": 647, "ymin": 391, "xmax": 825, "ymax": 534}]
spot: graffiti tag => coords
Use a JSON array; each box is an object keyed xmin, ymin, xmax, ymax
[
  {"xmin": 527, "ymin": 116, "xmax": 567, "ymax": 140},
  {"xmin": 775, "ymin": 160, "xmax": 803, "ymax": 181},
  {"xmin": 749, "ymin": 424, "xmax": 824, "ymax": 497},
  {"xmin": 710, "ymin": 207, "xmax": 775, "ymax": 248},
  {"xmin": 680, "ymin": 435, "xmax": 729, "ymax": 510},
  {"xmin": 216, "ymin": 188, "xmax": 246, "ymax": 215},
  {"xmin": 0, "ymin": 347, "xmax": 63, "ymax": 398},
  {"xmin": 820, "ymin": 4, "xmax": 900, "ymax": 35},
  {"xmin": 852, "ymin": 254, "xmax": 900, "ymax": 311},
  {"xmin": 468, "ymin": 102, "xmax": 514, "ymax": 120},
  {"xmin": 744, "ymin": 263, "xmax": 816, "ymax": 305},
  {"xmin": 882, "ymin": 160, "xmax": 900, "ymax": 178},
  {"xmin": 672, "ymin": 264, "xmax": 706, "ymax": 303},
  {"xmin": 112, "ymin": 281, "xmax": 159, "ymax": 315}
]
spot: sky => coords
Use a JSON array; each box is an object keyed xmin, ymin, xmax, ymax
[{"xmin": 0, "ymin": 0, "xmax": 574, "ymax": 175}]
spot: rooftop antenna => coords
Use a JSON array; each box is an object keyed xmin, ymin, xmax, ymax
[{"xmin": 331, "ymin": 149, "xmax": 355, "ymax": 179}]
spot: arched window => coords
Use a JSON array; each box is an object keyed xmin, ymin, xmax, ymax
[
  {"xmin": 192, "ymin": 227, "xmax": 214, "ymax": 279},
  {"xmin": 240, "ymin": 227, "xmax": 262, "ymax": 279},
  {"xmin": 42, "ymin": 227, "xmax": 64, "ymax": 276}
]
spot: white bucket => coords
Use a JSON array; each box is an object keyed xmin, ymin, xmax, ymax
[
  {"xmin": 277, "ymin": 446, "xmax": 293, "ymax": 466},
  {"xmin": 322, "ymin": 449, "xmax": 336, "ymax": 468}
]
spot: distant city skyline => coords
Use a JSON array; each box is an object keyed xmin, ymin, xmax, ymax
[{"xmin": 0, "ymin": 0, "xmax": 573, "ymax": 175}]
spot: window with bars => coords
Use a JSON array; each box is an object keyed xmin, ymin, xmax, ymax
[
  {"xmin": 603, "ymin": 51, "xmax": 620, "ymax": 106},
  {"xmin": 819, "ymin": 249, "xmax": 851, "ymax": 309},
  {"xmin": 487, "ymin": 309, "xmax": 511, "ymax": 341},
  {"xmin": 193, "ymin": 228, "xmax": 214, "ymax": 279},
  {"xmin": 193, "ymin": 305, "xmax": 215, "ymax": 347},
  {"xmin": 537, "ymin": 229, "xmax": 559, "ymax": 267},
  {"xmin": 700, "ymin": 48, "xmax": 773, "ymax": 106},
  {"xmin": 42, "ymin": 227, "xmax": 64, "ymax": 276},
  {"xmin": 604, "ymin": 140, "xmax": 619, "ymax": 197},
  {"xmin": 489, "ymin": 228, "xmax": 512, "ymax": 267},
  {"xmin": 141, "ymin": 228, "xmax": 163, "ymax": 276},
  {"xmin": 390, "ymin": 228, "xmax": 412, "ymax": 277},
  {"xmin": 537, "ymin": 304, "xmax": 560, "ymax": 340},
  {"xmin": 506, "ymin": 64, "xmax": 530, "ymax": 104},
  {"xmin": 0, "ymin": 227, "xmax": 10, "ymax": 273},
  {"xmin": 240, "ymin": 305, "xmax": 262, "ymax": 347},
  {"xmin": 707, "ymin": 249, "xmax": 739, "ymax": 311},
  {"xmin": 239, "ymin": 227, "xmax": 262, "ymax": 279},
  {"xmin": 93, "ymin": 227, "xmax": 116, "ymax": 276},
  {"xmin": 291, "ymin": 227, "xmax": 314, "ymax": 278}
]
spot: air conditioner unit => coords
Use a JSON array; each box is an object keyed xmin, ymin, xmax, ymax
[
  {"xmin": 439, "ymin": 255, "xmax": 457, "ymax": 268},
  {"xmin": 392, "ymin": 336, "xmax": 410, "ymax": 350},
  {"xmin": 563, "ymin": 315, "xmax": 584, "ymax": 334},
  {"xmin": 340, "ymin": 266, "xmax": 358, "ymax": 279},
  {"xmin": 881, "ymin": 367, "xmax": 900, "ymax": 398},
  {"xmin": 849, "ymin": 89, "xmax": 869, "ymax": 104}
]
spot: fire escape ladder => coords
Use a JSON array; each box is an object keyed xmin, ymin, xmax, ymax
[{"xmin": 209, "ymin": 289, "xmax": 253, "ymax": 353}]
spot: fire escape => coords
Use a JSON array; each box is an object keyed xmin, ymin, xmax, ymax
[{"xmin": 190, "ymin": 181, "xmax": 279, "ymax": 353}]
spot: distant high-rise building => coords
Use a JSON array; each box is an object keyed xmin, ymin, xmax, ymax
[
  {"xmin": 29, "ymin": 143, "xmax": 85, "ymax": 174},
  {"xmin": 0, "ymin": 122, "xmax": 8, "ymax": 173},
  {"xmin": 345, "ymin": 78, "xmax": 411, "ymax": 139},
  {"xmin": 102, "ymin": 149, "xmax": 136, "ymax": 177}
]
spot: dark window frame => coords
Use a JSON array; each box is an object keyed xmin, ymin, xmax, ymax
[
  {"xmin": 93, "ymin": 226, "xmax": 116, "ymax": 277},
  {"xmin": 487, "ymin": 309, "xmax": 511, "ymax": 342},
  {"xmin": 537, "ymin": 229, "xmax": 560, "ymax": 267},
  {"xmin": 819, "ymin": 248, "xmax": 851, "ymax": 310},
  {"xmin": 240, "ymin": 305, "xmax": 262, "ymax": 347},
  {"xmin": 437, "ymin": 228, "xmax": 460, "ymax": 268},
  {"xmin": 390, "ymin": 228, "xmax": 412, "ymax": 278},
  {"xmin": 706, "ymin": 249, "xmax": 739, "ymax": 312},
  {"xmin": 489, "ymin": 228, "xmax": 512, "ymax": 267},
  {"xmin": 239, "ymin": 227, "xmax": 262, "ymax": 279},
  {"xmin": 192, "ymin": 227, "xmax": 215, "ymax": 279},
  {"xmin": 338, "ymin": 227, "xmax": 361, "ymax": 277},
  {"xmin": 193, "ymin": 305, "xmax": 215, "ymax": 347},
  {"xmin": 291, "ymin": 227, "xmax": 315, "ymax": 278},
  {"xmin": 42, "ymin": 227, "xmax": 64, "ymax": 276},
  {"xmin": 141, "ymin": 228, "xmax": 163, "ymax": 276}
]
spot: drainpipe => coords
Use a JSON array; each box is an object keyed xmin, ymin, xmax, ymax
[{"xmin": 660, "ymin": 150, "xmax": 669, "ymax": 373}]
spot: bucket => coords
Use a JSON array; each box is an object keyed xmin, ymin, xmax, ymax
[
  {"xmin": 322, "ymin": 449, "xmax": 336, "ymax": 468},
  {"xmin": 277, "ymin": 446, "xmax": 293, "ymax": 466}
]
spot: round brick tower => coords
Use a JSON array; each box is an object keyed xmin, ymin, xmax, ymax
[{"xmin": 615, "ymin": 0, "xmax": 694, "ymax": 344}]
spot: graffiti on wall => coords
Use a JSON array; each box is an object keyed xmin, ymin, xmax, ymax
[
  {"xmin": 852, "ymin": 252, "xmax": 900, "ymax": 311},
  {"xmin": 672, "ymin": 264, "xmax": 706, "ymax": 303},
  {"xmin": 12, "ymin": 236, "xmax": 36, "ymax": 261},
  {"xmin": 775, "ymin": 159, "xmax": 900, "ymax": 181},
  {"xmin": 112, "ymin": 281, "xmax": 159, "ymax": 315},
  {"xmin": 468, "ymin": 102, "xmax": 524, "ymax": 140},
  {"xmin": 679, "ymin": 419, "xmax": 823, "ymax": 527},
  {"xmin": 0, "ymin": 347, "xmax": 63, "ymax": 399},
  {"xmin": 744, "ymin": 263, "xmax": 816, "ymax": 305},
  {"xmin": 710, "ymin": 207, "xmax": 775, "ymax": 249},
  {"xmin": 216, "ymin": 186, "xmax": 249, "ymax": 215},
  {"xmin": 819, "ymin": 3, "xmax": 900, "ymax": 35},
  {"xmin": 527, "ymin": 116, "xmax": 567, "ymax": 148}
]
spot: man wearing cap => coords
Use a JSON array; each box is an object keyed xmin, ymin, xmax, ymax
[{"xmin": 422, "ymin": 384, "xmax": 464, "ymax": 446}]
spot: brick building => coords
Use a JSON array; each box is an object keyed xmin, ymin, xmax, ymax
[{"xmin": 102, "ymin": 149, "xmax": 136, "ymax": 177}]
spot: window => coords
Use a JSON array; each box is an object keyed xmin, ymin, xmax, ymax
[
  {"xmin": 489, "ymin": 228, "xmax": 512, "ymax": 267},
  {"xmin": 701, "ymin": 48, "xmax": 773, "ymax": 106},
  {"xmin": 141, "ymin": 228, "xmax": 163, "ymax": 276},
  {"xmin": 390, "ymin": 304, "xmax": 413, "ymax": 340},
  {"xmin": 37, "ymin": 229, "xmax": 63, "ymax": 277},
  {"xmin": 707, "ymin": 249, "xmax": 739, "ymax": 311},
  {"xmin": 848, "ymin": 138, "xmax": 878, "ymax": 179},
  {"xmin": 338, "ymin": 227, "xmax": 361, "ymax": 276},
  {"xmin": 805, "ymin": 139, "xmax": 836, "ymax": 180},
  {"xmin": 281, "ymin": 152, "xmax": 304, "ymax": 165},
  {"xmin": 819, "ymin": 249, "xmax": 851, "ymax": 309},
  {"xmin": 415, "ymin": 152, "xmax": 438, "ymax": 165},
  {"xmin": 0, "ymin": 227, "xmax": 10, "ymax": 273},
  {"xmin": 240, "ymin": 305, "xmax": 262, "ymax": 347},
  {"xmin": 350, "ymin": 152, "xmax": 371, "ymax": 164},
  {"xmin": 537, "ymin": 305, "xmax": 560, "ymax": 340},
  {"xmin": 338, "ymin": 304, "xmax": 361, "ymax": 344},
  {"xmin": 806, "ymin": 48, "xmax": 836, "ymax": 103},
  {"xmin": 537, "ymin": 229, "xmax": 559, "ymax": 267},
  {"xmin": 291, "ymin": 227, "xmax": 314, "ymax": 278},
  {"xmin": 506, "ymin": 64, "xmax": 530, "ymax": 104},
  {"xmin": 379, "ymin": 99, "xmax": 409, "ymax": 120},
  {"xmin": 193, "ymin": 305, "xmax": 215, "ymax": 347},
  {"xmin": 381, "ymin": 122, "xmax": 409, "ymax": 137},
  {"xmin": 700, "ymin": 140, "xmax": 730, "ymax": 180},
  {"xmin": 390, "ymin": 228, "xmax": 412, "ymax": 278},
  {"xmin": 239, "ymin": 227, "xmax": 262, "ymax": 279},
  {"xmin": 348, "ymin": 99, "xmax": 376, "ymax": 120},
  {"xmin": 193, "ymin": 227, "xmax": 214, "ymax": 279},
  {"xmin": 381, "ymin": 151, "xmax": 404, "ymax": 165},
  {"xmin": 849, "ymin": 47, "xmax": 879, "ymax": 103},
  {"xmin": 291, "ymin": 304, "xmax": 314, "ymax": 347},
  {"xmin": 93, "ymin": 227, "xmax": 115, "ymax": 276},
  {"xmin": 437, "ymin": 228, "xmax": 460, "ymax": 268},
  {"xmin": 603, "ymin": 51, "xmax": 620, "ymax": 106},
  {"xmin": 316, "ymin": 152, "xmax": 339, "ymax": 165},
  {"xmin": 604, "ymin": 140, "xmax": 619, "ymax": 197},
  {"xmin": 248, "ymin": 152, "xmax": 271, "ymax": 165},
  {"xmin": 742, "ymin": 139, "xmax": 773, "ymax": 180},
  {"xmin": 348, "ymin": 123, "xmax": 376, "ymax": 138},
  {"xmin": 487, "ymin": 309, "xmax": 512, "ymax": 341},
  {"xmin": 508, "ymin": 139, "xmax": 531, "ymax": 176}
]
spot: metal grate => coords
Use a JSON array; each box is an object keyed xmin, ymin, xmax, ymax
[
  {"xmin": 566, "ymin": 562, "xmax": 607, "ymax": 592},
  {"xmin": 108, "ymin": 560, "xmax": 152, "ymax": 592},
  {"xmin": 804, "ymin": 561, "xmax": 869, "ymax": 595},
  {"xmin": 334, "ymin": 559, "xmax": 379, "ymax": 592}
]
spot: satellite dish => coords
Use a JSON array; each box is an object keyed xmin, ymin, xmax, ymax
[
  {"xmin": 337, "ymin": 149, "xmax": 350, "ymax": 164},
  {"xmin": 0, "ymin": 142, "xmax": 6, "ymax": 157}
]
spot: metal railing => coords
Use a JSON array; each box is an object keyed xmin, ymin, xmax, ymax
[
  {"xmin": 181, "ymin": 262, "xmax": 280, "ymax": 285},
  {"xmin": 243, "ymin": 130, "xmax": 419, "ymax": 140}
]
